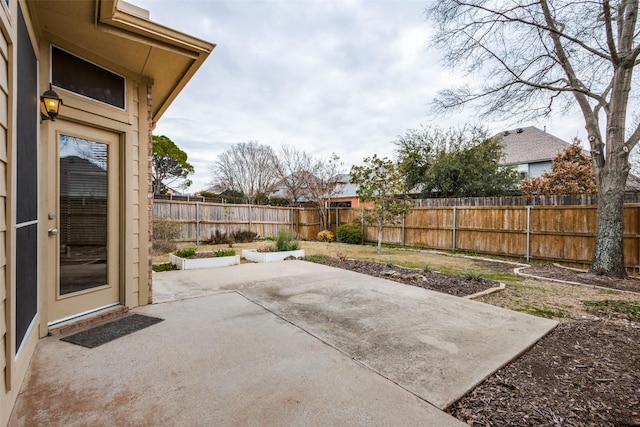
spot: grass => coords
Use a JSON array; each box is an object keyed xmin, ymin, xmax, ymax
[
  {"xmin": 516, "ymin": 304, "xmax": 566, "ymax": 319},
  {"xmin": 582, "ymin": 300, "xmax": 640, "ymax": 319},
  {"xmin": 152, "ymin": 240, "xmax": 640, "ymax": 321},
  {"xmin": 152, "ymin": 263, "xmax": 176, "ymax": 272}
]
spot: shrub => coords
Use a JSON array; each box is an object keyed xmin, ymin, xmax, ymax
[
  {"xmin": 152, "ymin": 262, "xmax": 176, "ymax": 272},
  {"xmin": 232, "ymin": 230, "xmax": 258, "ymax": 243},
  {"xmin": 317, "ymin": 230, "xmax": 335, "ymax": 242},
  {"xmin": 214, "ymin": 249, "xmax": 236, "ymax": 257},
  {"xmin": 208, "ymin": 230, "xmax": 229, "ymax": 245},
  {"xmin": 174, "ymin": 246, "xmax": 197, "ymax": 258},
  {"xmin": 152, "ymin": 216, "xmax": 180, "ymax": 254},
  {"xmin": 336, "ymin": 222, "xmax": 363, "ymax": 244},
  {"xmin": 275, "ymin": 227, "xmax": 300, "ymax": 251}
]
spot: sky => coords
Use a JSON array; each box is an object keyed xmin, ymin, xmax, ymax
[{"xmin": 130, "ymin": 0, "xmax": 586, "ymax": 193}]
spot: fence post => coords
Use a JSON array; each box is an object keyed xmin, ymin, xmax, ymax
[
  {"xmin": 525, "ymin": 205, "xmax": 531, "ymax": 262},
  {"xmin": 452, "ymin": 206, "xmax": 457, "ymax": 251},
  {"xmin": 401, "ymin": 214, "xmax": 405, "ymax": 247},
  {"xmin": 249, "ymin": 205, "xmax": 252, "ymax": 234},
  {"xmin": 196, "ymin": 202, "xmax": 200, "ymax": 245}
]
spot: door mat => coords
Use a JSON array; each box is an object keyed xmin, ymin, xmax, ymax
[{"xmin": 61, "ymin": 314, "xmax": 164, "ymax": 348}]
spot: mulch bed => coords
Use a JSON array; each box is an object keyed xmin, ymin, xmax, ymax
[
  {"xmin": 520, "ymin": 265, "xmax": 640, "ymax": 293},
  {"xmin": 309, "ymin": 258, "xmax": 499, "ymax": 297},
  {"xmin": 310, "ymin": 257, "xmax": 640, "ymax": 427},
  {"xmin": 448, "ymin": 319, "xmax": 640, "ymax": 427}
]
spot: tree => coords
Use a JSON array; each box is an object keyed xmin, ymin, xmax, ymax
[
  {"xmin": 395, "ymin": 126, "xmax": 520, "ymax": 197},
  {"xmin": 210, "ymin": 141, "xmax": 280, "ymax": 204},
  {"xmin": 521, "ymin": 140, "xmax": 597, "ymax": 196},
  {"xmin": 274, "ymin": 145, "xmax": 314, "ymax": 204},
  {"xmin": 427, "ymin": 0, "xmax": 640, "ymax": 277},
  {"xmin": 152, "ymin": 135, "xmax": 194, "ymax": 195},
  {"xmin": 350, "ymin": 155, "xmax": 411, "ymax": 254},
  {"xmin": 306, "ymin": 153, "xmax": 345, "ymax": 230}
]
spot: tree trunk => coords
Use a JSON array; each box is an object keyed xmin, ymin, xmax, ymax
[
  {"xmin": 591, "ymin": 153, "xmax": 628, "ymax": 278},
  {"xmin": 377, "ymin": 218, "xmax": 383, "ymax": 254}
]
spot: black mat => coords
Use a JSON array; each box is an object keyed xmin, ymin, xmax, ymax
[{"xmin": 61, "ymin": 314, "xmax": 164, "ymax": 348}]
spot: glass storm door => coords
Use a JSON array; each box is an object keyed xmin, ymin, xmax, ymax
[{"xmin": 48, "ymin": 122, "xmax": 119, "ymax": 324}]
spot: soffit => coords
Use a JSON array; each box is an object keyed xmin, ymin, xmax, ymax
[{"xmin": 26, "ymin": 0, "xmax": 214, "ymax": 123}]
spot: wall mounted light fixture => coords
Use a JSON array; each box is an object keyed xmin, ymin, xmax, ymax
[{"xmin": 40, "ymin": 84, "xmax": 63, "ymax": 121}]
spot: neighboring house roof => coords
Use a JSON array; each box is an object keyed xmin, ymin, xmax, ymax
[
  {"xmin": 498, "ymin": 126, "xmax": 573, "ymax": 165},
  {"xmin": 28, "ymin": 0, "xmax": 215, "ymax": 126}
]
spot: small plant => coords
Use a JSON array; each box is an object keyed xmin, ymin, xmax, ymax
[
  {"xmin": 463, "ymin": 270, "xmax": 483, "ymax": 281},
  {"xmin": 317, "ymin": 229, "xmax": 335, "ymax": 242},
  {"xmin": 152, "ymin": 262, "xmax": 176, "ymax": 272},
  {"xmin": 336, "ymin": 222, "xmax": 363, "ymax": 244},
  {"xmin": 174, "ymin": 246, "xmax": 197, "ymax": 258},
  {"xmin": 450, "ymin": 248, "xmax": 459, "ymax": 255},
  {"xmin": 386, "ymin": 261, "xmax": 395, "ymax": 268},
  {"xmin": 422, "ymin": 263, "xmax": 432, "ymax": 272},
  {"xmin": 214, "ymin": 249, "xmax": 236, "ymax": 257},
  {"xmin": 275, "ymin": 227, "xmax": 300, "ymax": 251}
]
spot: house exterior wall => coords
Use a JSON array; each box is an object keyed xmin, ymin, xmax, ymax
[
  {"xmin": 0, "ymin": 1, "xmax": 152, "ymax": 423},
  {"xmin": 0, "ymin": 5, "xmax": 10, "ymax": 425},
  {"xmin": 0, "ymin": 2, "xmax": 41, "ymax": 425}
]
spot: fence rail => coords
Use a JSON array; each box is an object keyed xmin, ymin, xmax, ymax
[
  {"xmin": 153, "ymin": 199, "xmax": 640, "ymax": 272},
  {"xmin": 412, "ymin": 191, "xmax": 640, "ymax": 207}
]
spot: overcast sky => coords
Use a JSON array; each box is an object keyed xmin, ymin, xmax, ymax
[{"xmin": 131, "ymin": 0, "xmax": 586, "ymax": 193}]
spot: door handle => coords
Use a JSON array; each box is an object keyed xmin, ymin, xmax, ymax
[{"xmin": 48, "ymin": 228, "xmax": 58, "ymax": 236}]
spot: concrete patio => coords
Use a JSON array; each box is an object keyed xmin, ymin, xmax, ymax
[{"xmin": 9, "ymin": 261, "xmax": 557, "ymax": 426}]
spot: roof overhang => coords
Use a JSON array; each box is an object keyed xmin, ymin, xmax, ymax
[{"xmin": 27, "ymin": 0, "xmax": 215, "ymax": 125}]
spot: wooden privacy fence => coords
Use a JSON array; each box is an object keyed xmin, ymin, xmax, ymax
[
  {"xmin": 153, "ymin": 199, "xmax": 640, "ymax": 271},
  {"xmin": 153, "ymin": 200, "xmax": 304, "ymax": 244},
  {"xmin": 331, "ymin": 205, "xmax": 640, "ymax": 271}
]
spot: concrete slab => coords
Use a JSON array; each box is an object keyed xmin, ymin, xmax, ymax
[
  {"xmin": 154, "ymin": 261, "xmax": 557, "ymax": 409},
  {"xmin": 11, "ymin": 261, "xmax": 556, "ymax": 425},
  {"xmin": 10, "ymin": 292, "xmax": 464, "ymax": 426}
]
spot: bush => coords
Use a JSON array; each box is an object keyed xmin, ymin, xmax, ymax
[
  {"xmin": 317, "ymin": 230, "xmax": 335, "ymax": 242},
  {"xmin": 275, "ymin": 227, "xmax": 300, "ymax": 251},
  {"xmin": 152, "ymin": 216, "xmax": 180, "ymax": 254},
  {"xmin": 336, "ymin": 222, "xmax": 363, "ymax": 244}
]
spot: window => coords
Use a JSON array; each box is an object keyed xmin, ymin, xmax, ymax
[{"xmin": 51, "ymin": 46, "xmax": 125, "ymax": 109}]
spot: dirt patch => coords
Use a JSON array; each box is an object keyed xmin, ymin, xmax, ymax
[{"xmin": 307, "ymin": 258, "xmax": 499, "ymax": 297}]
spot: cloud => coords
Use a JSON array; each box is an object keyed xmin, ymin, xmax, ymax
[{"xmin": 133, "ymin": 0, "xmax": 585, "ymax": 192}]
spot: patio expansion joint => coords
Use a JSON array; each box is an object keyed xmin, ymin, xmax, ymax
[{"xmin": 232, "ymin": 289, "xmax": 444, "ymax": 412}]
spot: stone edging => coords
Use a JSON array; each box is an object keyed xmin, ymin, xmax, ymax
[
  {"xmin": 465, "ymin": 282, "xmax": 506, "ymax": 300},
  {"xmin": 514, "ymin": 267, "xmax": 640, "ymax": 296}
]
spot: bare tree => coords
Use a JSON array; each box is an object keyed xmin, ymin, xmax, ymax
[
  {"xmin": 306, "ymin": 153, "xmax": 345, "ymax": 230},
  {"xmin": 210, "ymin": 141, "xmax": 280, "ymax": 204},
  {"xmin": 274, "ymin": 145, "xmax": 314, "ymax": 204},
  {"xmin": 428, "ymin": 0, "xmax": 640, "ymax": 277}
]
